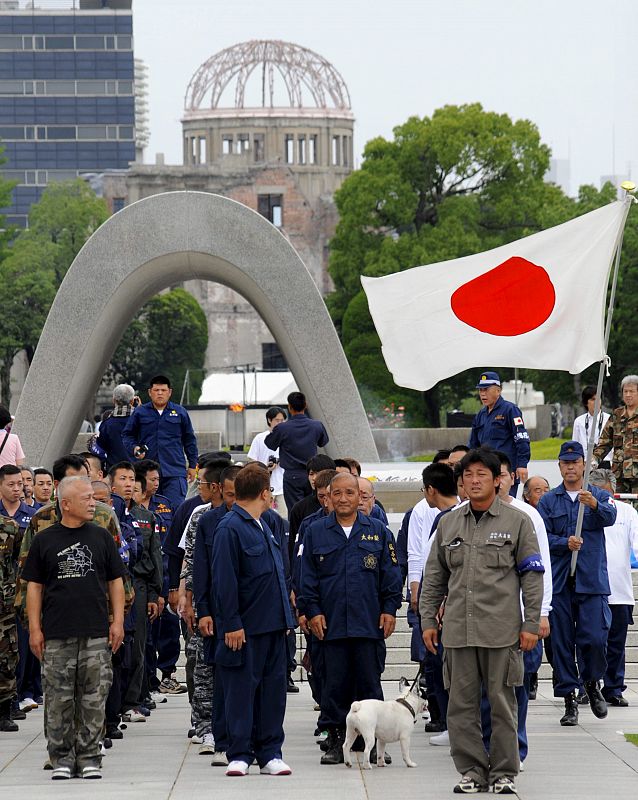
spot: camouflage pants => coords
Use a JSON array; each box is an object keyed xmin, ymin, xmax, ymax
[
  {"xmin": 42, "ymin": 637, "xmax": 112, "ymax": 771},
  {"xmin": 186, "ymin": 628, "xmax": 214, "ymax": 738},
  {"xmin": 0, "ymin": 611, "xmax": 17, "ymax": 704}
]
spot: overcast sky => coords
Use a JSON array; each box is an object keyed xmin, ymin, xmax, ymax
[{"xmin": 133, "ymin": 0, "xmax": 636, "ymax": 195}]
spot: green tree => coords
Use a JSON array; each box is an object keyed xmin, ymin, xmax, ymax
[
  {"xmin": 108, "ymin": 288, "xmax": 209, "ymax": 404},
  {"xmin": 328, "ymin": 104, "xmax": 626, "ymax": 425},
  {"xmin": 0, "ymin": 179, "xmax": 110, "ymax": 404}
]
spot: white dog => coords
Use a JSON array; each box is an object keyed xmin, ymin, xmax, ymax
[{"xmin": 343, "ymin": 677, "xmax": 426, "ymax": 769}]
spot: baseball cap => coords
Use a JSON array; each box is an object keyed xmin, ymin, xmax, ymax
[
  {"xmin": 558, "ymin": 441, "xmax": 585, "ymax": 461},
  {"xmin": 476, "ymin": 371, "xmax": 501, "ymax": 389}
]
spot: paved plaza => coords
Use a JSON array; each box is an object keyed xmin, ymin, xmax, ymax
[{"xmin": 1, "ymin": 682, "xmax": 637, "ymax": 799}]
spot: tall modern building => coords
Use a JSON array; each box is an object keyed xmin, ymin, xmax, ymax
[{"xmin": 0, "ymin": 0, "xmax": 135, "ymax": 227}]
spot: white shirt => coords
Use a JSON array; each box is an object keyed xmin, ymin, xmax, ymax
[
  {"xmin": 510, "ymin": 497, "xmax": 553, "ymax": 617},
  {"xmin": 247, "ymin": 430, "xmax": 284, "ymax": 496},
  {"xmin": 604, "ymin": 499, "xmax": 638, "ymax": 606},
  {"xmin": 407, "ymin": 498, "xmax": 441, "ymax": 584},
  {"xmin": 341, "ymin": 525, "xmax": 353, "ymax": 539},
  {"xmin": 573, "ymin": 411, "xmax": 612, "ymax": 459}
]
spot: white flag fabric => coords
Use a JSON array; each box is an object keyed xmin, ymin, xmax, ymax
[{"xmin": 361, "ymin": 200, "xmax": 629, "ymax": 391}]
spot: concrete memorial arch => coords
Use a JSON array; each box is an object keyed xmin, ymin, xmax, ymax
[{"xmin": 14, "ymin": 191, "xmax": 379, "ymax": 465}]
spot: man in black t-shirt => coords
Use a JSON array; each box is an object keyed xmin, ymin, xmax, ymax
[{"xmin": 22, "ymin": 476, "xmax": 125, "ymax": 781}]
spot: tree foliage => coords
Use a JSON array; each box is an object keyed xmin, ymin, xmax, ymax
[
  {"xmin": 108, "ymin": 288, "xmax": 209, "ymax": 404},
  {"xmin": 328, "ymin": 103, "xmax": 632, "ymax": 424},
  {"xmin": 0, "ymin": 179, "xmax": 109, "ymax": 404}
]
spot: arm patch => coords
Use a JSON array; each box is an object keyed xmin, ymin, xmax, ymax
[{"xmin": 517, "ymin": 554, "xmax": 545, "ymax": 574}]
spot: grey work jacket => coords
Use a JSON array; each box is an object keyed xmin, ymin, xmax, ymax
[{"xmin": 419, "ymin": 496, "xmax": 543, "ymax": 648}]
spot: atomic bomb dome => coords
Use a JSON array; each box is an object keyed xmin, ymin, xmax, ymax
[{"xmin": 181, "ymin": 40, "xmax": 354, "ymax": 171}]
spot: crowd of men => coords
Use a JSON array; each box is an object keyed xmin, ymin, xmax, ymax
[{"xmin": 0, "ymin": 370, "xmax": 637, "ymax": 794}]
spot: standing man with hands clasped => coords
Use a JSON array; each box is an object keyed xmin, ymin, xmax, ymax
[
  {"xmin": 420, "ymin": 449, "xmax": 543, "ymax": 795},
  {"xmin": 22, "ymin": 476, "xmax": 126, "ymax": 781}
]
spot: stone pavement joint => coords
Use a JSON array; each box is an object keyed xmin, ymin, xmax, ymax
[{"xmin": 1, "ymin": 683, "xmax": 638, "ymax": 799}]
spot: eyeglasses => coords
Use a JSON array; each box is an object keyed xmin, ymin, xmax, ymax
[{"xmin": 196, "ymin": 480, "xmax": 213, "ymax": 487}]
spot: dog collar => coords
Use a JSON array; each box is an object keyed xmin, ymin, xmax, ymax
[{"xmin": 395, "ymin": 697, "xmax": 416, "ymax": 719}]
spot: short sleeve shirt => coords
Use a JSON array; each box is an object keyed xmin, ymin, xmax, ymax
[{"xmin": 21, "ymin": 520, "xmax": 126, "ymax": 639}]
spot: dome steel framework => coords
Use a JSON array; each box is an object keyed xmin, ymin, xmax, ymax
[{"xmin": 184, "ymin": 39, "xmax": 351, "ymax": 112}]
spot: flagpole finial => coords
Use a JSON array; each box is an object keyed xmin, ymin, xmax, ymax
[{"xmin": 620, "ymin": 180, "xmax": 636, "ymax": 193}]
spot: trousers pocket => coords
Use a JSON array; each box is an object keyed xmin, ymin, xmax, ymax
[{"xmin": 506, "ymin": 647, "xmax": 524, "ymax": 687}]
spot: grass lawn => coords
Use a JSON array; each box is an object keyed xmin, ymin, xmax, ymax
[
  {"xmin": 406, "ymin": 438, "xmax": 568, "ymax": 463},
  {"xmin": 625, "ymin": 734, "xmax": 638, "ymax": 747}
]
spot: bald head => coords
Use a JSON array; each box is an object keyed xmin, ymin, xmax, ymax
[
  {"xmin": 357, "ymin": 477, "xmax": 375, "ymax": 515},
  {"xmin": 58, "ymin": 476, "xmax": 96, "ymax": 526}
]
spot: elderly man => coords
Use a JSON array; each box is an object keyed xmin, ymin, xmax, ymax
[
  {"xmin": 593, "ymin": 374, "xmax": 638, "ymax": 494},
  {"xmin": 522, "ymin": 476, "xmax": 550, "ymax": 509},
  {"xmin": 589, "ymin": 468, "xmax": 638, "ymax": 707},
  {"xmin": 23, "ymin": 476, "xmax": 125, "ymax": 780},
  {"xmin": 95, "ymin": 384, "xmax": 141, "ymax": 472},
  {"xmin": 537, "ymin": 441, "xmax": 617, "ymax": 727},
  {"xmin": 469, "ymin": 372, "xmax": 531, "ymax": 492}
]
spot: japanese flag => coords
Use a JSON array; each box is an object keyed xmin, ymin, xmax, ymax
[{"xmin": 361, "ymin": 201, "xmax": 629, "ymax": 390}]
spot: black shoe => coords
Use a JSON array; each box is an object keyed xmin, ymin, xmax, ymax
[
  {"xmin": 528, "ymin": 672, "xmax": 538, "ymax": 701},
  {"xmin": 576, "ymin": 689, "xmax": 589, "ymax": 705},
  {"xmin": 425, "ymin": 720, "xmax": 446, "ymax": 733},
  {"xmin": 102, "ymin": 737, "xmax": 112, "ymax": 750},
  {"xmin": 188, "ymin": 727, "xmax": 195, "ymax": 738},
  {"xmin": 584, "ymin": 681, "xmax": 608, "ymax": 719},
  {"xmin": 141, "ymin": 697, "xmax": 156, "ymax": 710},
  {"xmin": 0, "ymin": 717, "xmax": 18, "ymax": 732},
  {"xmin": 607, "ymin": 695, "xmax": 629, "ymax": 707},
  {"xmin": 319, "ymin": 730, "xmax": 335, "ymax": 752},
  {"xmin": 10, "ymin": 707, "xmax": 26, "ymax": 721},
  {"xmin": 287, "ymin": 677, "xmax": 300, "ymax": 694},
  {"xmin": 106, "ymin": 728, "xmax": 124, "ymax": 740},
  {"xmin": 560, "ymin": 693, "xmax": 579, "ymax": 726},
  {"xmin": 370, "ymin": 745, "xmax": 392, "ymax": 765},
  {"xmin": 320, "ymin": 731, "xmax": 345, "ymax": 765}
]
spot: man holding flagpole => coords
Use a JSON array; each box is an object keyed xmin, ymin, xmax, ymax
[{"xmin": 537, "ymin": 442, "xmax": 617, "ymax": 727}]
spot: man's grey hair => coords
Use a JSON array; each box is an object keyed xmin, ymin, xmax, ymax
[
  {"xmin": 113, "ymin": 383, "xmax": 135, "ymax": 405},
  {"xmin": 522, "ymin": 475, "xmax": 549, "ymax": 499},
  {"xmin": 621, "ymin": 375, "xmax": 638, "ymax": 391},
  {"xmin": 589, "ymin": 468, "xmax": 616, "ymax": 491},
  {"xmin": 57, "ymin": 475, "xmax": 92, "ymax": 502},
  {"xmin": 20, "ymin": 465, "xmax": 34, "ymax": 479}
]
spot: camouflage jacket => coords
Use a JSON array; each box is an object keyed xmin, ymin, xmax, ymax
[
  {"xmin": 15, "ymin": 500, "xmax": 134, "ymax": 625},
  {"xmin": 180, "ymin": 502, "xmax": 210, "ymax": 598},
  {"xmin": 0, "ymin": 515, "xmax": 20, "ymax": 618},
  {"xmin": 593, "ymin": 406, "xmax": 638, "ymax": 479}
]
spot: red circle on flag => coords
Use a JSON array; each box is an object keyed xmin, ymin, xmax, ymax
[{"xmin": 451, "ymin": 256, "xmax": 556, "ymax": 336}]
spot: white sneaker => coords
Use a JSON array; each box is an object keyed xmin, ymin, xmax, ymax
[
  {"xmin": 520, "ymin": 761, "xmax": 525, "ymax": 772},
  {"xmin": 19, "ymin": 697, "xmax": 38, "ymax": 712},
  {"xmin": 429, "ymin": 730, "xmax": 450, "ymax": 746},
  {"xmin": 191, "ymin": 734, "xmax": 204, "ymax": 744},
  {"xmin": 226, "ymin": 760, "xmax": 250, "ymax": 776},
  {"xmin": 151, "ymin": 691, "xmax": 168, "ymax": 704},
  {"xmin": 199, "ymin": 733, "xmax": 215, "ymax": 755},
  {"xmin": 211, "ymin": 751, "xmax": 228, "ymax": 767},
  {"xmin": 121, "ymin": 709, "xmax": 146, "ymax": 723},
  {"xmin": 260, "ymin": 758, "xmax": 292, "ymax": 775}
]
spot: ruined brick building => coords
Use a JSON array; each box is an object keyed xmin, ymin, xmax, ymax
[{"xmin": 102, "ymin": 39, "xmax": 355, "ymax": 375}]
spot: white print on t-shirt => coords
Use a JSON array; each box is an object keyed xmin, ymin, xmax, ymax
[{"xmin": 56, "ymin": 542, "xmax": 95, "ymax": 579}]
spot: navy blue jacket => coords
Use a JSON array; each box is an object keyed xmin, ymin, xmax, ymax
[
  {"xmin": 212, "ymin": 505, "xmax": 295, "ymax": 639},
  {"xmin": 96, "ymin": 411, "xmax": 135, "ymax": 470},
  {"xmin": 264, "ymin": 413, "xmax": 329, "ymax": 471},
  {"xmin": 165, "ymin": 494, "xmax": 202, "ymax": 590},
  {"xmin": 537, "ymin": 483, "xmax": 617, "ymax": 595},
  {"xmin": 122, "ymin": 401, "xmax": 198, "ymax": 478},
  {"xmin": 111, "ymin": 493, "xmax": 137, "ymax": 565},
  {"xmin": 469, "ymin": 395, "xmax": 531, "ymax": 470},
  {"xmin": 299, "ymin": 511, "xmax": 402, "ymax": 640},
  {"xmin": 396, "ymin": 508, "xmax": 411, "ymax": 591},
  {"xmin": 370, "ymin": 503, "xmax": 388, "ymax": 525},
  {"xmin": 292, "ymin": 507, "xmax": 327, "ymax": 598},
  {"xmin": 193, "ymin": 504, "xmax": 228, "ymax": 619}
]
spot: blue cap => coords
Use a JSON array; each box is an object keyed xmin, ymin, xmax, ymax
[
  {"xmin": 476, "ymin": 371, "xmax": 501, "ymax": 389},
  {"xmin": 558, "ymin": 441, "xmax": 585, "ymax": 461}
]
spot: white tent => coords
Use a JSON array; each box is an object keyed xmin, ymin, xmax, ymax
[{"xmin": 198, "ymin": 371, "xmax": 298, "ymax": 406}]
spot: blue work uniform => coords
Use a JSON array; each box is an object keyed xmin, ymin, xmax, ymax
[
  {"xmin": 469, "ymin": 396, "xmax": 530, "ymax": 492},
  {"xmin": 212, "ymin": 505, "xmax": 295, "ymax": 767},
  {"xmin": 299, "ymin": 511, "xmax": 402, "ymax": 730},
  {"xmin": 538, "ymin": 483, "xmax": 617, "ymax": 696},
  {"xmin": 265, "ymin": 414, "xmax": 329, "ymax": 511},
  {"xmin": 122, "ymin": 401, "xmax": 198, "ymax": 508},
  {"xmin": 95, "ymin": 410, "xmax": 135, "ymax": 471}
]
